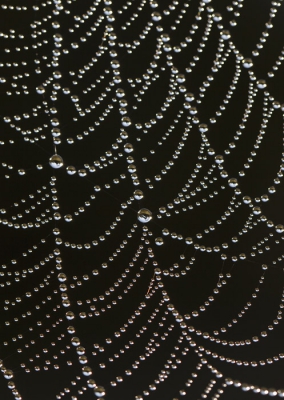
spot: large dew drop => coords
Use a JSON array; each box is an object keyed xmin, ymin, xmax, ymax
[
  {"xmin": 49, "ymin": 154, "xmax": 63, "ymax": 169},
  {"xmin": 137, "ymin": 208, "xmax": 152, "ymax": 223}
]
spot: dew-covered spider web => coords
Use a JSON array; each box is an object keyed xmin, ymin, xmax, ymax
[{"xmin": 0, "ymin": 0, "xmax": 284, "ymax": 399}]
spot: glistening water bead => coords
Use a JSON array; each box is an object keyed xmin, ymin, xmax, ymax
[
  {"xmin": 94, "ymin": 386, "xmax": 106, "ymax": 397},
  {"xmin": 134, "ymin": 190, "xmax": 144, "ymax": 200},
  {"xmin": 137, "ymin": 209, "xmax": 153, "ymax": 223},
  {"xmin": 49, "ymin": 155, "xmax": 63, "ymax": 169}
]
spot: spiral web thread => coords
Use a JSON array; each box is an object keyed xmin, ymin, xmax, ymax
[{"xmin": 0, "ymin": 0, "xmax": 284, "ymax": 399}]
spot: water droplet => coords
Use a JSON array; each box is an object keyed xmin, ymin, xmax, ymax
[
  {"xmin": 78, "ymin": 169, "xmax": 87, "ymax": 177},
  {"xmin": 116, "ymin": 88, "xmax": 125, "ymax": 98},
  {"xmin": 53, "ymin": 71, "xmax": 62, "ymax": 79},
  {"xmin": 36, "ymin": 85, "xmax": 45, "ymax": 94},
  {"xmin": 4, "ymin": 370, "xmax": 13, "ymax": 379},
  {"xmin": 120, "ymin": 131, "xmax": 128, "ymax": 139},
  {"xmin": 137, "ymin": 208, "xmax": 152, "ymax": 223},
  {"xmin": 66, "ymin": 311, "xmax": 75, "ymax": 320},
  {"xmin": 273, "ymin": 101, "xmax": 280, "ymax": 109},
  {"xmin": 111, "ymin": 60, "xmax": 120, "ymax": 69},
  {"xmin": 52, "ymin": 202, "xmax": 60, "ymax": 210},
  {"xmin": 128, "ymin": 164, "xmax": 136, "ymax": 173},
  {"xmin": 221, "ymin": 30, "xmax": 231, "ymax": 40},
  {"xmin": 268, "ymin": 186, "xmax": 276, "ymax": 194},
  {"xmin": 228, "ymin": 178, "xmax": 238, "ymax": 187},
  {"xmin": 185, "ymin": 92, "xmax": 195, "ymax": 102},
  {"xmin": 243, "ymin": 196, "xmax": 251, "ymax": 204},
  {"xmin": 62, "ymin": 300, "xmax": 71, "ymax": 307},
  {"xmin": 242, "ymin": 58, "xmax": 253, "ymax": 68},
  {"xmin": 199, "ymin": 123, "xmax": 208, "ymax": 133},
  {"xmin": 252, "ymin": 207, "xmax": 261, "ymax": 215},
  {"xmin": 151, "ymin": 12, "xmax": 162, "ymax": 21},
  {"xmin": 53, "ymin": 32, "xmax": 62, "ymax": 42},
  {"xmin": 155, "ymin": 237, "xmax": 164, "ymax": 246},
  {"xmin": 64, "ymin": 214, "xmax": 73, "ymax": 222},
  {"xmin": 82, "ymin": 366, "xmax": 92, "ymax": 376},
  {"xmin": 58, "ymin": 273, "xmax": 67, "ymax": 283},
  {"xmin": 176, "ymin": 74, "xmax": 185, "ymax": 83},
  {"xmin": 49, "ymin": 155, "xmax": 63, "ymax": 169},
  {"xmin": 52, "ymin": 128, "xmax": 61, "ymax": 137},
  {"xmin": 67, "ymin": 326, "xmax": 75, "ymax": 334},
  {"xmin": 213, "ymin": 12, "xmax": 222, "ymax": 21},
  {"xmin": 185, "ymin": 237, "xmax": 193, "ymax": 244},
  {"xmin": 71, "ymin": 337, "xmax": 80, "ymax": 346},
  {"xmin": 66, "ymin": 166, "xmax": 76, "ymax": 175},
  {"xmin": 257, "ymin": 79, "xmax": 267, "ymax": 89},
  {"xmin": 220, "ymin": 170, "xmax": 228, "ymax": 178},
  {"xmin": 134, "ymin": 190, "xmax": 144, "ymax": 200},
  {"xmin": 54, "ymin": 212, "xmax": 61, "ymax": 220},
  {"xmin": 215, "ymin": 155, "xmax": 224, "ymax": 164},
  {"xmin": 275, "ymin": 224, "xmax": 284, "ymax": 233},
  {"xmin": 124, "ymin": 143, "xmax": 134, "ymax": 153},
  {"xmin": 122, "ymin": 116, "xmax": 131, "ymax": 127},
  {"xmin": 87, "ymin": 379, "xmax": 96, "ymax": 388},
  {"xmin": 94, "ymin": 386, "xmax": 106, "ymax": 397},
  {"xmin": 52, "ymin": 21, "xmax": 60, "ymax": 29},
  {"xmin": 77, "ymin": 346, "xmax": 85, "ymax": 355}
]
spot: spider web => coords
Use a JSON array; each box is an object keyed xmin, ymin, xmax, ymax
[{"xmin": 0, "ymin": 0, "xmax": 284, "ymax": 399}]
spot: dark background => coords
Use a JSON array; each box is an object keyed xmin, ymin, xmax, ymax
[{"xmin": 0, "ymin": 0, "xmax": 283, "ymax": 399}]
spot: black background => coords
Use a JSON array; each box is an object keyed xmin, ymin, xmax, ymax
[{"xmin": 0, "ymin": 0, "xmax": 284, "ymax": 399}]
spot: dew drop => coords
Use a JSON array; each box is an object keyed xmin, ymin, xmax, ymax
[
  {"xmin": 155, "ymin": 237, "xmax": 164, "ymax": 246},
  {"xmin": 124, "ymin": 143, "xmax": 134, "ymax": 153},
  {"xmin": 185, "ymin": 92, "xmax": 195, "ymax": 102},
  {"xmin": 66, "ymin": 311, "xmax": 75, "ymax": 320},
  {"xmin": 215, "ymin": 155, "xmax": 224, "ymax": 164},
  {"xmin": 52, "ymin": 21, "xmax": 60, "ymax": 29},
  {"xmin": 66, "ymin": 166, "xmax": 76, "ymax": 175},
  {"xmin": 134, "ymin": 190, "xmax": 144, "ymax": 200},
  {"xmin": 49, "ymin": 155, "xmax": 63, "ymax": 169},
  {"xmin": 36, "ymin": 85, "xmax": 45, "ymax": 94},
  {"xmin": 71, "ymin": 337, "xmax": 80, "ymax": 346},
  {"xmin": 116, "ymin": 88, "xmax": 125, "ymax": 98},
  {"xmin": 242, "ymin": 58, "xmax": 253, "ymax": 68},
  {"xmin": 199, "ymin": 123, "xmax": 208, "ymax": 133},
  {"xmin": 88, "ymin": 379, "xmax": 96, "ymax": 388},
  {"xmin": 137, "ymin": 208, "xmax": 152, "ymax": 223},
  {"xmin": 4, "ymin": 370, "xmax": 13, "ymax": 379},
  {"xmin": 78, "ymin": 169, "xmax": 87, "ymax": 177},
  {"xmin": 275, "ymin": 224, "xmax": 284, "ymax": 233},
  {"xmin": 94, "ymin": 386, "xmax": 106, "ymax": 397},
  {"xmin": 122, "ymin": 116, "xmax": 131, "ymax": 127},
  {"xmin": 213, "ymin": 13, "xmax": 222, "ymax": 22},
  {"xmin": 228, "ymin": 178, "xmax": 238, "ymax": 187},
  {"xmin": 82, "ymin": 366, "xmax": 92, "ymax": 376},
  {"xmin": 257, "ymin": 79, "xmax": 267, "ymax": 89},
  {"xmin": 221, "ymin": 30, "xmax": 231, "ymax": 40},
  {"xmin": 243, "ymin": 196, "xmax": 251, "ymax": 204},
  {"xmin": 151, "ymin": 12, "xmax": 162, "ymax": 21}
]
